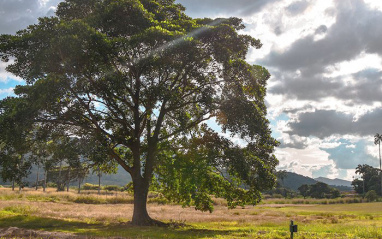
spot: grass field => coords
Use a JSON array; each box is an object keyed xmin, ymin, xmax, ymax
[{"xmin": 0, "ymin": 188, "xmax": 381, "ymax": 238}]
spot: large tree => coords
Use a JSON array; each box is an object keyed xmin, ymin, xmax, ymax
[{"xmin": 0, "ymin": 0, "xmax": 278, "ymax": 225}]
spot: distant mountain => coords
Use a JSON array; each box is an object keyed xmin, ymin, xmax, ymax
[
  {"xmin": 278, "ymin": 172, "xmax": 353, "ymax": 192},
  {"xmin": 278, "ymin": 172, "xmax": 317, "ymax": 191},
  {"xmin": 314, "ymin": 177, "xmax": 352, "ymax": 187},
  {"xmin": 83, "ymin": 166, "xmax": 131, "ymax": 186},
  {"xmin": 1, "ymin": 164, "xmax": 354, "ymax": 192},
  {"xmin": 0, "ymin": 165, "xmax": 132, "ymax": 187}
]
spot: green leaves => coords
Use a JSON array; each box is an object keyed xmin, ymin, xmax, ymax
[
  {"xmin": 0, "ymin": 0, "xmax": 279, "ymax": 216},
  {"xmin": 154, "ymin": 126, "xmax": 276, "ymax": 212}
]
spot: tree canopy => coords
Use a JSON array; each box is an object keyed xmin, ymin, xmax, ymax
[
  {"xmin": 0, "ymin": 0, "xmax": 278, "ymax": 225},
  {"xmin": 352, "ymin": 164, "xmax": 381, "ymax": 196},
  {"xmin": 298, "ymin": 182, "xmax": 340, "ymax": 199}
]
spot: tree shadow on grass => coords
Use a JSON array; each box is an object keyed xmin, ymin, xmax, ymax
[
  {"xmin": 0, "ymin": 215, "xmax": 245, "ymax": 238},
  {"xmin": 0, "ymin": 215, "xmax": 100, "ymax": 231},
  {"xmin": 98, "ymin": 223, "xmax": 237, "ymax": 239}
]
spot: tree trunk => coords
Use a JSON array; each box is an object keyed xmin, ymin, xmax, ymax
[
  {"xmin": 35, "ymin": 164, "xmax": 40, "ymax": 190},
  {"xmin": 98, "ymin": 166, "xmax": 101, "ymax": 195},
  {"xmin": 131, "ymin": 176, "xmax": 165, "ymax": 226},
  {"xmin": 12, "ymin": 179, "xmax": 15, "ymax": 191},
  {"xmin": 57, "ymin": 161, "xmax": 62, "ymax": 192},
  {"xmin": 131, "ymin": 177, "xmax": 152, "ymax": 226},
  {"xmin": 43, "ymin": 169, "xmax": 47, "ymax": 192},
  {"xmin": 67, "ymin": 167, "xmax": 71, "ymax": 192},
  {"xmin": 78, "ymin": 176, "xmax": 82, "ymax": 194}
]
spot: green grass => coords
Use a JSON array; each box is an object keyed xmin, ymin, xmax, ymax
[
  {"xmin": 262, "ymin": 197, "xmax": 366, "ymax": 205},
  {"xmin": 0, "ymin": 204, "xmax": 381, "ymax": 238},
  {"xmin": 0, "ymin": 190, "xmax": 381, "ymax": 238}
]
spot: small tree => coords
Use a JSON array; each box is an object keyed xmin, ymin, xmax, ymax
[
  {"xmin": 306, "ymin": 182, "xmax": 340, "ymax": 199},
  {"xmin": 365, "ymin": 190, "xmax": 378, "ymax": 202},
  {"xmin": 298, "ymin": 184, "xmax": 310, "ymax": 199}
]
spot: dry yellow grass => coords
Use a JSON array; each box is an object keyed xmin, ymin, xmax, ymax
[
  {"xmin": 1, "ymin": 188, "xmax": 382, "ymax": 239},
  {"xmin": 0, "ymin": 187, "xmax": 309, "ymax": 225}
]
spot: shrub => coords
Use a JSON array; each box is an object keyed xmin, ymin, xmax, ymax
[
  {"xmin": 46, "ymin": 182, "xmax": 57, "ymax": 188},
  {"xmin": 272, "ymin": 194, "xmax": 284, "ymax": 199},
  {"xmin": 365, "ymin": 190, "xmax": 378, "ymax": 202},
  {"xmin": 104, "ymin": 185, "xmax": 122, "ymax": 191},
  {"xmin": 82, "ymin": 183, "xmax": 100, "ymax": 190},
  {"xmin": 122, "ymin": 182, "xmax": 133, "ymax": 193},
  {"xmin": 73, "ymin": 195, "xmax": 105, "ymax": 204}
]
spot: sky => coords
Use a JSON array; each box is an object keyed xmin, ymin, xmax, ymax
[{"xmin": 1, "ymin": 0, "xmax": 382, "ymax": 181}]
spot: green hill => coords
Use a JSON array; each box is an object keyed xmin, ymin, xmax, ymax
[
  {"xmin": 278, "ymin": 172, "xmax": 353, "ymax": 192},
  {"xmin": 278, "ymin": 172, "xmax": 317, "ymax": 191},
  {"xmin": 1, "ymin": 166, "xmax": 353, "ymax": 192},
  {"xmin": 0, "ymin": 165, "xmax": 132, "ymax": 187}
]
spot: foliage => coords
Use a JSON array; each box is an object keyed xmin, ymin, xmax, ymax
[
  {"xmin": 122, "ymin": 182, "xmax": 134, "ymax": 193},
  {"xmin": 0, "ymin": 0, "xmax": 278, "ymax": 225},
  {"xmin": 266, "ymin": 186, "xmax": 297, "ymax": 199},
  {"xmin": 298, "ymin": 182, "xmax": 341, "ymax": 199},
  {"xmin": 365, "ymin": 190, "xmax": 378, "ymax": 202},
  {"xmin": 351, "ymin": 164, "xmax": 381, "ymax": 196},
  {"xmin": 104, "ymin": 185, "xmax": 123, "ymax": 191},
  {"xmin": 0, "ymin": 98, "xmax": 33, "ymax": 188},
  {"xmin": 298, "ymin": 184, "xmax": 310, "ymax": 199},
  {"xmin": 82, "ymin": 183, "xmax": 101, "ymax": 191}
]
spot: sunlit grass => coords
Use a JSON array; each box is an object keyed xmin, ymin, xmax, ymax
[{"xmin": 0, "ymin": 188, "xmax": 381, "ymax": 238}]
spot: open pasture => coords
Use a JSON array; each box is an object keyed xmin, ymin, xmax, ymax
[{"xmin": 0, "ymin": 188, "xmax": 381, "ymax": 239}]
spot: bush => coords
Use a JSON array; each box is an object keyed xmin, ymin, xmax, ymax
[
  {"xmin": 82, "ymin": 183, "xmax": 100, "ymax": 190},
  {"xmin": 46, "ymin": 182, "xmax": 57, "ymax": 188},
  {"xmin": 365, "ymin": 190, "xmax": 378, "ymax": 202},
  {"xmin": 272, "ymin": 194, "xmax": 284, "ymax": 199},
  {"xmin": 122, "ymin": 182, "xmax": 134, "ymax": 193},
  {"xmin": 104, "ymin": 185, "xmax": 122, "ymax": 191},
  {"xmin": 69, "ymin": 195, "xmax": 133, "ymax": 204},
  {"xmin": 73, "ymin": 195, "xmax": 105, "ymax": 204}
]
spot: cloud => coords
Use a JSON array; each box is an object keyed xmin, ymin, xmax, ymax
[
  {"xmin": 287, "ymin": 109, "xmax": 382, "ymax": 139},
  {"xmin": 321, "ymin": 139, "xmax": 378, "ymax": 169},
  {"xmin": 311, "ymin": 165, "xmax": 337, "ymax": 179},
  {"xmin": 0, "ymin": 87, "xmax": 14, "ymax": 98},
  {"xmin": 278, "ymin": 134, "xmax": 308, "ymax": 149},
  {"xmin": 285, "ymin": 0, "xmax": 310, "ymax": 16},
  {"xmin": 0, "ymin": 0, "xmax": 60, "ymax": 34},
  {"xmin": 0, "ymin": 0, "xmax": 61, "ymax": 90},
  {"xmin": 0, "ymin": 60, "xmax": 23, "ymax": 83},
  {"xmin": 270, "ymin": 68, "xmax": 382, "ymax": 104},
  {"xmin": 263, "ymin": 0, "xmax": 382, "ymax": 76},
  {"xmin": 177, "ymin": 0, "xmax": 282, "ymax": 18},
  {"xmin": 275, "ymin": 146, "xmax": 332, "ymax": 178},
  {"xmin": 315, "ymin": 25, "xmax": 328, "ymax": 35}
]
